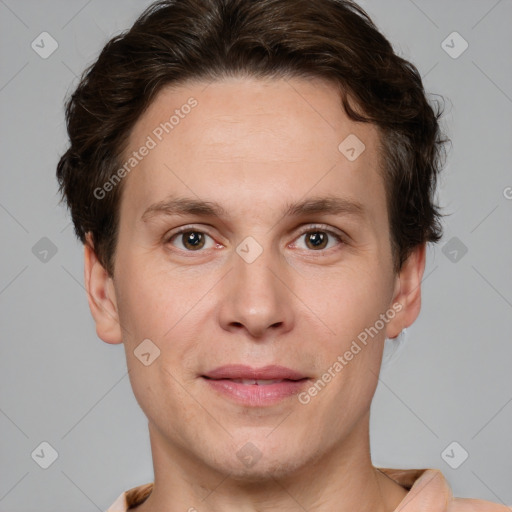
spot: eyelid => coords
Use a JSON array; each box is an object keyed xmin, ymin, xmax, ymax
[
  {"xmin": 290, "ymin": 223, "xmax": 346, "ymax": 249},
  {"xmin": 164, "ymin": 225, "xmax": 219, "ymax": 246},
  {"xmin": 294, "ymin": 223, "xmax": 345, "ymax": 238}
]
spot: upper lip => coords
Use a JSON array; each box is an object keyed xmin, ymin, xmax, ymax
[{"xmin": 202, "ymin": 364, "xmax": 308, "ymax": 381}]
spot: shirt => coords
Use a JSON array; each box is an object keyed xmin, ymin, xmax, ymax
[{"xmin": 105, "ymin": 467, "xmax": 510, "ymax": 511}]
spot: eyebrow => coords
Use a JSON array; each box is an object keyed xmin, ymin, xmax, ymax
[{"xmin": 140, "ymin": 195, "xmax": 367, "ymax": 223}]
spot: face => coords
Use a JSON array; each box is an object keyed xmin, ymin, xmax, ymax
[{"xmin": 86, "ymin": 76, "xmax": 424, "ymax": 481}]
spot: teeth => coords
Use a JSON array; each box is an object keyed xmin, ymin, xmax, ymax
[{"xmin": 230, "ymin": 379, "xmax": 285, "ymax": 385}]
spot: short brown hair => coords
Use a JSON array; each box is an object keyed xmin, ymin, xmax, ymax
[{"xmin": 56, "ymin": 0, "xmax": 448, "ymax": 276}]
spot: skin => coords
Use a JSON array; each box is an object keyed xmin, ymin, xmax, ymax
[{"xmin": 84, "ymin": 76, "xmax": 426, "ymax": 511}]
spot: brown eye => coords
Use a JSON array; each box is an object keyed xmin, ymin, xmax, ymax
[
  {"xmin": 292, "ymin": 226, "xmax": 344, "ymax": 252},
  {"xmin": 167, "ymin": 229, "xmax": 215, "ymax": 251},
  {"xmin": 181, "ymin": 231, "xmax": 205, "ymax": 250},
  {"xmin": 304, "ymin": 231, "xmax": 328, "ymax": 250}
]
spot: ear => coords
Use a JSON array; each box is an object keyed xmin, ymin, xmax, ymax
[
  {"xmin": 84, "ymin": 233, "xmax": 123, "ymax": 344},
  {"xmin": 385, "ymin": 243, "xmax": 426, "ymax": 340}
]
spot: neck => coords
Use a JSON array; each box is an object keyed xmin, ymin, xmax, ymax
[{"xmin": 133, "ymin": 415, "xmax": 407, "ymax": 512}]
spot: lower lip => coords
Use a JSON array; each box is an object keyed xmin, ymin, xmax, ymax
[{"xmin": 202, "ymin": 377, "xmax": 309, "ymax": 406}]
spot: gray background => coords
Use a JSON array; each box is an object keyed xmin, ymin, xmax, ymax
[{"xmin": 0, "ymin": 0, "xmax": 511, "ymax": 510}]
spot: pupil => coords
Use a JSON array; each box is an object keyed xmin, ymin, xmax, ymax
[
  {"xmin": 308, "ymin": 232, "xmax": 327, "ymax": 249},
  {"xmin": 184, "ymin": 231, "xmax": 204, "ymax": 250}
]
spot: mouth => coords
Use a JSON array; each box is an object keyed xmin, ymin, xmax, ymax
[
  {"xmin": 205, "ymin": 378, "xmax": 303, "ymax": 385},
  {"xmin": 201, "ymin": 365, "xmax": 310, "ymax": 406},
  {"xmin": 202, "ymin": 364, "xmax": 308, "ymax": 381}
]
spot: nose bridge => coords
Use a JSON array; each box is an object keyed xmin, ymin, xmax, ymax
[
  {"xmin": 236, "ymin": 238, "xmax": 279, "ymax": 297},
  {"xmin": 218, "ymin": 235, "xmax": 293, "ymax": 337}
]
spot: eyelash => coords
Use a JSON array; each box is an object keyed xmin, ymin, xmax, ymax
[{"xmin": 164, "ymin": 224, "xmax": 346, "ymax": 254}]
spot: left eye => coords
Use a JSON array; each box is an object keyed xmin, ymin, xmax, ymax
[{"xmin": 292, "ymin": 228, "xmax": 344, "ymax": 251}]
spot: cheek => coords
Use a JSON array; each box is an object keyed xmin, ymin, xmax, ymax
[
  {"xmin": 126, "ymin": 359, "xmax": 193, "ymax": 437},
  {"xmin": 115, "ymin": 258, "xmax": 205, "ymax": 374},
  {"xmin": 114, "ymin": 255, "xmax": 184, "ymax": 339},
  {"xmin": 301, "ymin": 264, "xmax": 390, "ymax": 342}
]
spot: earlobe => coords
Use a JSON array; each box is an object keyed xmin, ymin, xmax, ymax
[
  {"xmin": 84, "ymin": 233, "xmax": 123, "ymax": 344},
  {"xmin": 385, "ymin": 243, "xmax": 427, "ymax": 340}
]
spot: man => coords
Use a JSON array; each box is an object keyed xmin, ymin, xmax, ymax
[{"xmin": 56, "ymin": 0, "xmax": 509, "ymax": 510}]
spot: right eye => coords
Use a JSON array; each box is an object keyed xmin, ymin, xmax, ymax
[{"xmin": 166, "ymin": 228, "xmax": 218, "ymax": 252}]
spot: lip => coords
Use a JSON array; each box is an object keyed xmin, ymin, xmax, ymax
[
  {"xmin": 201, "ymin": 365, "xmax": 310, "ymax": 407},
  {"xmin": 203, "ymin": 364, "xmax": 307, "ymax": 380}
]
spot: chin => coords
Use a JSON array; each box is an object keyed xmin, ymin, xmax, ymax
[
  {"xmin": 210, "ymin": 443, "xmax": 311, "ymax": 483},
  {"xmin": 226, "ymin": 460, "xmax": 304, "ymax": 484}
]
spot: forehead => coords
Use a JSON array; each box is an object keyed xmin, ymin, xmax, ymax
[{"xmin": 120, "ymin": 76, "xmax": 386, "ymax": 228}]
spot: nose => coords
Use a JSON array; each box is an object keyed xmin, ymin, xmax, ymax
[{"xmin": 217, "ymin": 242, "xmax": 295, "ymax": 339}]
